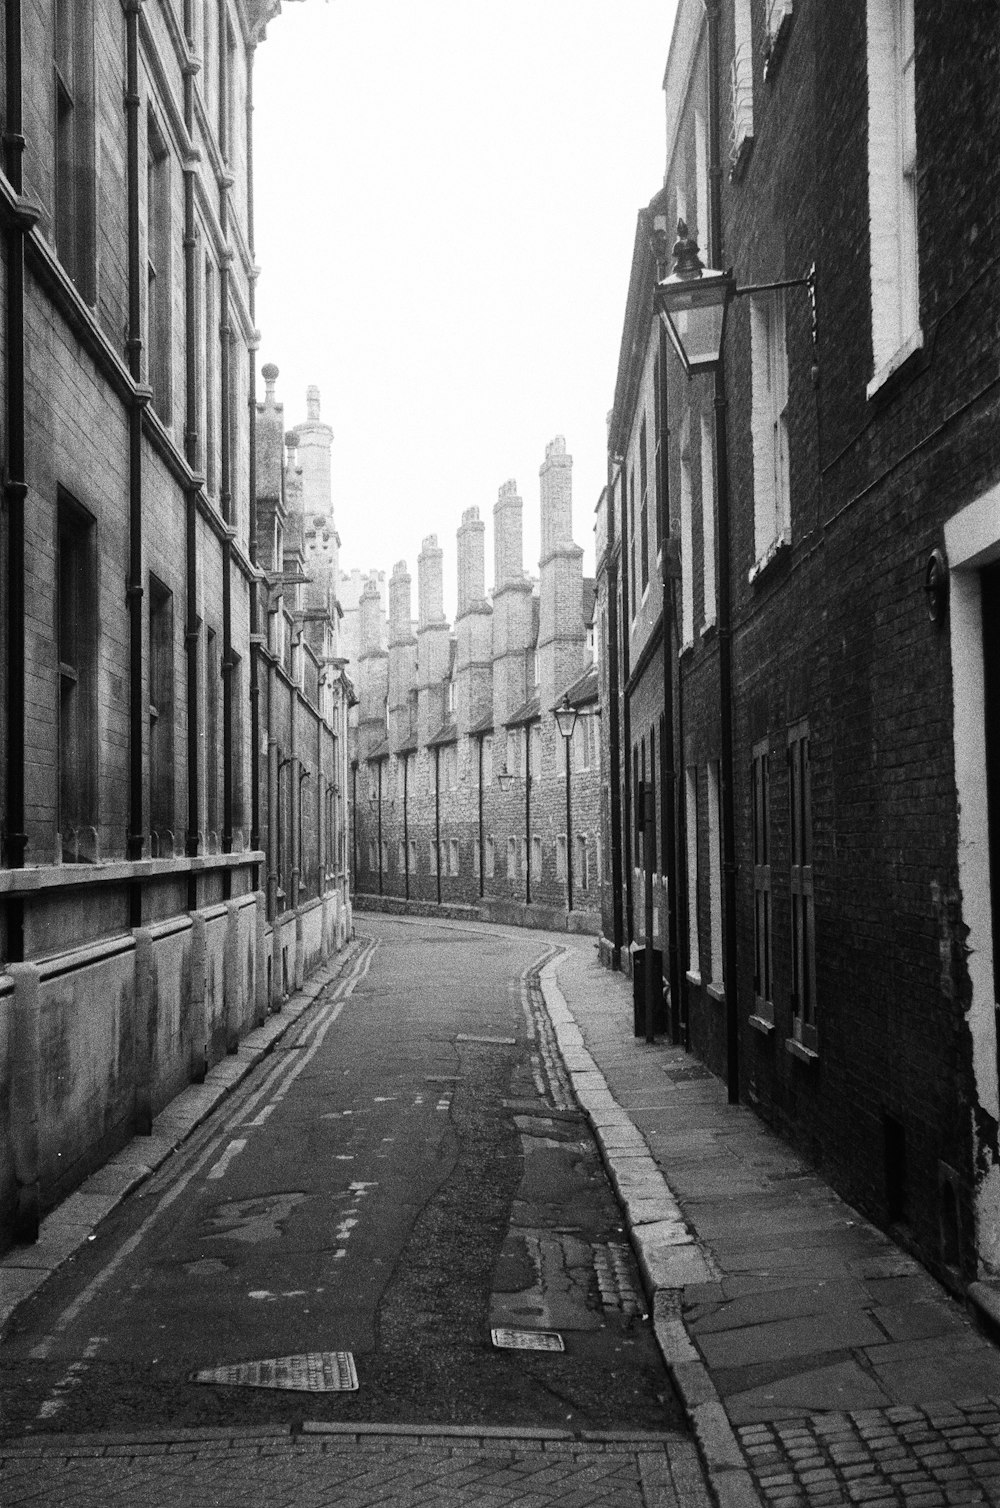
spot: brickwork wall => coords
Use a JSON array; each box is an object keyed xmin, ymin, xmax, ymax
[
  {"xmin": 625, "ymin": 0, "xmax": 1000, "ymax": 1286},
  {"xmin": 0, "ymin": 9, "xmax": 354, "ymax": 1249}
]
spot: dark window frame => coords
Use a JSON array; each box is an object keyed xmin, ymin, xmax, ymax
[
  {"xmin": 57, "ymin": 490, "xmax": 98, "ymax": 858},
  {"xmin": 788, "ymin": 720, "xmax": 817, "ymax": 1051},
  {"xmin": 751, "ymin": 738, "xmax": 774, "ymax": 1024}
]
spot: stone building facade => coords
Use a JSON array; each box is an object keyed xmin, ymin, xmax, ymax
[
  {"xmin": 599, "ymin": 0, "xmax": 1000, "ymax": 1292},
  {"xmin": 353, "ymin": 440, "xmax": 602, "ymax": 933},
  {"xmin": 0, "ymin": 0, "xmax": 351, "ymax": 1255}
]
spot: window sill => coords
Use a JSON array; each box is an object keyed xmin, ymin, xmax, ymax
[
  {"xmin": 707, "ymin": 981, "xmax": 725, "ymax": 1004},
  {"xmin": 730, "ymin": 132, "xmax": 754, "ymax": 183},
  {"xmin": 0, "ymin": 850, "xmax": 266, "ymax": 894},
  {"xmin": 679, "ymin": 639, "xmax": 696, "ymax": 659},
  {"xmin": 748, "ymin": 537, "xmax": 791, "ymax": 590},
  {"xmin": 867, "ymin": 327, "xmax": 925, "ymax": 402},
  {"xmin": 685, "ymin": 969, "xmax": 701, "ymax": 987},
  {"xmin": 785, "ymin": 1036, "xmax": 819, "ymax": 1064},
  {"xmin": 763, "ymin": 9, "xmax": 793, "ymax": 81},
  {"xmin": 700, "ymin": 618, "xmax": 717, "ymax": 642},
  {"xmin": 748, "ymin": 1012, "xmax": 775, "ymax": 1036}
]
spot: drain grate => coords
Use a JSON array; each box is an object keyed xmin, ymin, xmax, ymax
[
  {"xmin": 191, "ymin": 1352, "xmax": 358, "ymax": 1392},
  {"xmin": 491, "ymin": 1327, "xmax": 565, "ymax": 1353}
]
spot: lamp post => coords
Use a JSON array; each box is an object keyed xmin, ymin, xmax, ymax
[
  {"xmin": 350, "ymin": 758, "xmax": 358, "ymax": 895},
  {"xmin": 402, "ymin": 753, "xmax": 410, "ymax": 901},
  {"xmin": 368, "ymin": 770, "xmax": 382, "ymax": 896},
  {"xmin": 554, "ymin": 695, "xmax": 578, "ymax": 914}
]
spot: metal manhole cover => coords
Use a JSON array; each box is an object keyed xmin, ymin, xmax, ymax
[
  {"xmin": 457, "ymin": 1034, "xmax": 516, "ymax": 1045},
  {"xmin": 491, "ymin": 1328, "xmax": 565, "ymax": 1352},
  {"xmin": 191, "ymin": 1352, "xmax": 358, "ymax": 1391}
]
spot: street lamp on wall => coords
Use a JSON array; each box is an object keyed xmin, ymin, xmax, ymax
[
  {"xmin": 496, "ymin": 765, "xmax": 515, "ymax": 793},
  {"xmin": 651, "ymin": 217, "xmax": 733, "ymax": 377},
  {"xmin": 651, "ymin": 214, "xmax": 817, "ymax": 379}
]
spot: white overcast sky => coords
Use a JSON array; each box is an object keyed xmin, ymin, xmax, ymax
[{"xmin": 253, "ymin": 0, "xmax": 675, "ymax": 613}]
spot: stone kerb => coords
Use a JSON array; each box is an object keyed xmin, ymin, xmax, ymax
[{"xmin": 536, "ymin": 952, "xmax": 762, "ymax": 1508}]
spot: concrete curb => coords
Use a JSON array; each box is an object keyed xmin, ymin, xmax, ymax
[
  {"xmin": 536, "ymin": 954, "xmax": 764, "ymax": 1508},
  {"xmin": 0, "ymin": 937, "xmax": 368, "ymax": 1334}
]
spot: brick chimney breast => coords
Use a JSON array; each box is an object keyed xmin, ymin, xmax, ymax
[
  {"xmin": 417, "ymin": 534, "xmax": 446, "ymax": 629},
  {"xmin": 540, "ymin": 435, "xmax": 573, "ymax": 563},
  {"xmin": 389, "ymin": 560, "xmax": 415, "ymax": 647},
  {"xmin": 494, "ymin": 479, "xmax": 524, "ymax": 590},
  {"xmin": 456, "ymin": 506, "xmax": 486, "ymax": 619}
]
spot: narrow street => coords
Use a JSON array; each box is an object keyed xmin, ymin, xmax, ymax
[{"xmin": 0, "ymin": 919, "xmax": 704, "ymax": 1505}]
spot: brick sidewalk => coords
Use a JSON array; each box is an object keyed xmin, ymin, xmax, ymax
[
  {"xmin": 0, "ymin": 1425, "xmax": 708, "ymax": 1507},
  {"xmin": 541, "ymin": 942, "xmax": 1000, "ymax": 1507}
]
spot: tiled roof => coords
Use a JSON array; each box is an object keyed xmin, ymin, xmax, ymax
[
  {"xmin": 505, "ymin": 694, "xmax": 541, "ymax": 727},
  {"xmin": 557, "ymin": 662, "xmax": 599, "ymax": 710},
  {"xmin": 427, "ymin": 720, "xmax": 459, "ymax": 747}
]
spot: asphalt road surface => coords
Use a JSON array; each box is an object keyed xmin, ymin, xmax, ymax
[{"xmin": 0, "ymin": 919, "xmax": 684, "ymax": 1449}]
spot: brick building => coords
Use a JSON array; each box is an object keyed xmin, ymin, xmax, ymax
[
  {"xmin": 600, "ymin": 0, "xmax": 1000, "ymax": 1291},
  {"xmin": 353, "ymin": 439, "xmax": 602, "ymax": 933},
  {"xmin": 0, "ymin": 1, "xmax": 352, "ymax": 1254}
]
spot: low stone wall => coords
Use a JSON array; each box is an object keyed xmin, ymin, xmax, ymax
[
  {"xmin": 0, "ymin": 884, "xmax": 351, "ymax": 1252},
  {"xmin": 354, "ymin": 891, "xmax": 601, "ymax": 936}
]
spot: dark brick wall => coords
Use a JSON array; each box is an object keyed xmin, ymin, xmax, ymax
[
  {"xmin": 600, "ymin": 0, "xmax": 1000, "ymax": 1285},
  {"xmin": 718, "ymin": 0, "xmax": 1000, "ymax": 1282}
]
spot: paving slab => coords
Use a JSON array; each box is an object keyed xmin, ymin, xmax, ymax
[{"xmin": 538, "ymin": 941, "xmax": 1000, "ymax": 1508}]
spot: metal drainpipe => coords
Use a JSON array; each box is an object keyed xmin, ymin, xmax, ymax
[
  {"xmin": 706, "ymin": 0, "xmax": 740, "ymax": 1104},
  {"xmin": 524, "ymin": 729, "xmax": 531, "ymax": 906},
  {"xmin": 477, "ymin": 737, "xmax": 484, "ymax": 899},
  {"xmin": 182, "ymin": 6, "xmax": 200, "ymax": 895},
  {"xmin": 403, "ymin": 753, "xmax": 409, "ymax": 900},
  {"xmin": 3, "ymin": 0, "xmax": 33, "ymax": 961},
  {"xmin": 621, "ymin": 484, "xmax": 634, "ymax": 953},
  {"xmin": 564, "ymin": 730, "xmax": 574, "ymax": 914},
  {"xmin": 218, "ymin": 28, "xmax": 234, "ymax": 878},
  {"xmin": 376, "ymin": 759, "xmax": 383, "ymax": 896},
  {"xmin": 434, "ymin": 747, "xmax": 441, "ymax": 905},
  {"xmin": 246, "ymin": 42, "xmax": 262, "ymax": 876},
  {"xmin": 606, "ymin": 460, "xmax": 625, "ymax": 969},
  {"xmin": 317, "ymin": 717, "xmax": 323, "ymax": 898},
  {"xmin": 658, "ymin": 322, "xmax": 682, "ymax": 1046},
  {"xmin": 219, "ymin": 243, "xmax": 233, "ymax": 873},
  {"xmin": 124, "ymin": 0, "xmax": 146, "ymax": 920},
  {"xmin": 351, "ymin": 759, "xmax": 358, "ymax": 895},
  {"xmin": 288, "ymin": 675, "xmax": 297, "ymax": 909}
]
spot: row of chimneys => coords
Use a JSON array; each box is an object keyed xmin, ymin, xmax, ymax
[{"xmin": 355, "ymin": 439, "xmax": 586, "ymax": 755}]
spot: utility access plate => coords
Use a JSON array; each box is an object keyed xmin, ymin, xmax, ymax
[
  {"xmin": 490, "ymin": 1328, "xmax": 565, "ymax": 1353},
  {"xmin": 191, "ymin": 1352, "xmax": 358, "ymax": 1392}
]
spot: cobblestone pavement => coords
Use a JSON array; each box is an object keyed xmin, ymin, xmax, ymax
[
  {"xmin": 0, "ymin": 1424, "xmax": 709, "ymax": 1507},
  {"xmin": 738, "ymin": 1399, "xmax": 1000, "ymax": 1506}
]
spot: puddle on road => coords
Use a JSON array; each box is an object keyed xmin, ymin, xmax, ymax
[
  {"xmin": 202, "ymin": 1191, "xmax": 306, "ymax": 1245},
  {"xmin": 183, "ymin": 1257, "xmax": 229, "ymax": 1277}
]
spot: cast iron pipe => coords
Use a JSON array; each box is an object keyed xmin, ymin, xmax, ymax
[
  {"xmin": 3, "ymin": 0, "xmax": 29, "ymax": 961},
  {"xmin": 434, "ymin": 747, "xmax": 441, "ymax": 905},
  {"xmin": 706, "ymin": 0, "xmax": 740, "ymax": 1102},
  {"xmin": 606, "ymin": 460, "xmax": 625, "ymax": 968},
  {"xmin": 658, "ymin": 322, "xmax": 682, "ymax": 1045},
  {"xmin": 124, "ymin": 0, "xmax": 145, "ymax": 908}
]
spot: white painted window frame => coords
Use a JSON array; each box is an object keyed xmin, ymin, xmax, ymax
[
  {"xmin": 866, "ymin": 0, "xmax": 921, "ymax": 395},
  {"xmin": 750, "ymin": 290, "xmax": 791, "ymax": 574}
]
